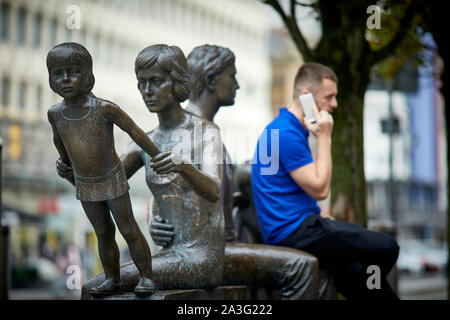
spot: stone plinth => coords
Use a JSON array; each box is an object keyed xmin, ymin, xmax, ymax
[{"xmin": 87, "ymin": 286, "xmax": 255, "ymax": 300}]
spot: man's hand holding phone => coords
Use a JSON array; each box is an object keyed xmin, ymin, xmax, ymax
[{"xmin": 299, "ymin": 93, "xmax": 334, "ymax": 140}]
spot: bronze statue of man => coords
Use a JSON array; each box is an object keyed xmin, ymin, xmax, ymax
[
  {"xmin": 150, "ymin": 44, "xmax": 335, "ymax": 299},
  {"xmin": 46, "ymin": 42, "xmax": 157, "ymax": 296},
  {"xmin": 58, "ymin": 44, "xmax": 226, "ymax": 296}
]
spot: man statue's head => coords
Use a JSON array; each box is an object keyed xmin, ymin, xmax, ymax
[{"xmin": 187, "ymin": 45, "xmax": 239, "ymax": 106}]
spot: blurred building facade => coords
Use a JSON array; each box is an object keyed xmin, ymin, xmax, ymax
[
  {"xmin": 364, "ymin": 34, "xmax": 447, "ymax": 242},
  {"xmin": 0, "ymin": 0, "xmax": 273, "ymax": 290}
]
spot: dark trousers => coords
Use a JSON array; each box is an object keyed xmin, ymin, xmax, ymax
[{"xmin": 279, "ymin": 214, "xmax": 400, "ymax": 300}]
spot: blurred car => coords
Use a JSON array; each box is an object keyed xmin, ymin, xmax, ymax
[{"xmin": 397, "ymin": 239, "xmax": 448, "ymax": 277}]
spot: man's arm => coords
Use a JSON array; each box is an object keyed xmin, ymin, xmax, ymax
[{"xmin": 289, "ymin": 110, "xmax": 333, "ymax": 201}]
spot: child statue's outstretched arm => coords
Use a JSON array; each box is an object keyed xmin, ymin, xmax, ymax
[{"xmin": 100, "ymin": 102, "xmax": 160, "ymax": 157}]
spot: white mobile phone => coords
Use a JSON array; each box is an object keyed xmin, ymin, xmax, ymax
[{"xmin": 299, "ymin": 93, "xmax": 317, "ymax": 124}]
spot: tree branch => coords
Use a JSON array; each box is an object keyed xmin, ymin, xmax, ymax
[
  {"xmin": 291, "ymin": 0, "xmax": 296, "ymax": 19},
  {"xmin": 294, "ymin": 0, "xmax": 315, "ymax": 7},
  {"xmin": 290, "ymin": 0, "xmax": 300, "ymax": 41},
  {"xmin": 368, "ymin": 1, "xmax": 419, "ymax": 65},
  {"xmin": 263, "ymin": 0, "xmax": 315, "ymax": 61}
]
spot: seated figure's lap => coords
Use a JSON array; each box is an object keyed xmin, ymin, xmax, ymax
[{"xmin": 223, "ymin": 243, "xmax": 318, "ymax": 287}]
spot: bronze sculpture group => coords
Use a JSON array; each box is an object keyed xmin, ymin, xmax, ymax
[{"xmin": 49, "ymin": 42, "xmax": 334, "ymax": 300}]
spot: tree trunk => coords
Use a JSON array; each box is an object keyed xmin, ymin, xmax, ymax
[
  {"xmin": 330, "ymin": 89, "xmax": 368, "ymax": 226},
  {"xmin": 314, "ymin": 17, "xmax": 372, "ymax": 226}
]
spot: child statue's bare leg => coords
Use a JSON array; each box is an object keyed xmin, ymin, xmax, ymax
[
  {"xmin": 107, "ymin": 192, "xmax": 155, "ymax": 295},
  {"xmin": 81, "ymin": 200, "xmax": 122, "ymax": 294}
]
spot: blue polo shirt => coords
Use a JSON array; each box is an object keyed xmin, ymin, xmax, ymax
[{"xmin": 251, "ymin": 108, "xmax": 321, "ymax": 245}]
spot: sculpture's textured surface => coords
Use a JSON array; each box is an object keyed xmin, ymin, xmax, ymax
[{"xmin": 47, "ymin": 42, "xmax": 157, "ymax": 296}]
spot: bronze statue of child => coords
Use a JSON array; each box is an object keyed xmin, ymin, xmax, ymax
[{"xmin": 46, "ymin": 42, "xmax": 158, "ymax": 297}]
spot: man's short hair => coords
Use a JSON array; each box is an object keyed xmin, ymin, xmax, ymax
[
  {"xmin": 293, "ymin": 62, "xmax": 338, "ymax": 97},
  {"xmin": 187, "ymin": 45, "xmax": 235, "ymax": 100},
  {"xmin": 46, "ymin": 42, "xmax": 95, "ymax": 94},
  {"xmin": 135, "ymin": 44, "xmax": 190, "ymax": 102}
]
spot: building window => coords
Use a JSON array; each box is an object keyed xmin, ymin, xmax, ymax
[
  {"xmin": 33, "ymin": 13, "xmax": 42, "ymax": 48},
  {"xmin": 1, "ymin": 76, "xmax": 11, "ymax": 107},
  {"xmin": 17, "ymin": 7, "xmax": 26, "ymax": 46},
  {"xmin": 36, "ymin": 85, "xmax": 42, "ymax": 112},
  {"xmin": 18, "ymin": 81, "xmax": 26, "ymax": 109},
  {"xmin": 50, "ymin": 18, "xmax": 58, "ymax": 47},
  {"xmin": 0, "ymin": 2, "xmax": 10, "ymax": 42}
]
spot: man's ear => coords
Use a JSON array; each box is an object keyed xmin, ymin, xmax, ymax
[
  {"xmin": 206, "ymin": 75, "xmax": 216, "ymax": 92},
  {"xmin": 294, "ymin": 86, "xmax": 309, "ymax": 97}
]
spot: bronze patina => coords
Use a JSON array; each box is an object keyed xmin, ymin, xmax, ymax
[{"xmin": 47, "ymin": 42, "xmax": 157, "ymax": 297}]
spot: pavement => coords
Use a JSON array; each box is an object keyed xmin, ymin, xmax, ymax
[
  {"xmin": 6, "ymin": 272, "xmax": 448, "ymax": 300},
  {"xmin": 9, "ymin": 288, "xmax": 81, "ymax": 300}
]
